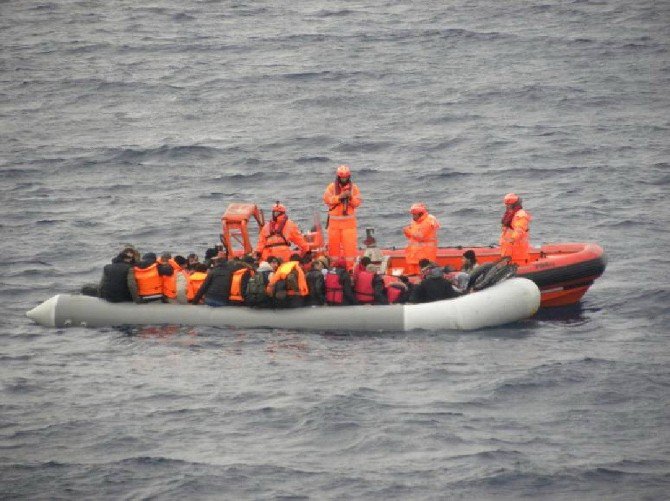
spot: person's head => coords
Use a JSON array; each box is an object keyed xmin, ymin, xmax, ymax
[
  {"xmin": 462, "ymin": 250, "xmax": 476, "ymax": 264},
  {"xmin": 122, "ymin": 245, "xmax": 140, "ymax": 263},
  {"xmin": 418, "ymin": 258, "xmax": 432, "ymax": 270},
  {"xmin": 268, "ymin": 256, "xmax": 281, "ymax": 270},
  {"xmin": 174, "ymin": 255, "xmax": 187, "ymax": 267},
  {"xmin": 119, "ymin": 246, "xmax": 136, "ymax": 262},
  {"xmin": 160, "ymin": 251, "xmax": 172, "ymax": 262},
  {"xmin": 204, "ymin": 247, "xmax": 217, "ymax": 261},
  {"xmin": 315, "ymin": 256, "xmax": 329, "ymax": 270},
  {"xmin": 333, "ymin": 257, "xmax": 347, "ymax": 269},
  {"xmin": 257, "ymin": 261, "xmax": 272, "ymax": 273},
  {"xmin": 336, "ymin": 164, "xmax": 351, "ymax": 185},
  {"xmin": 187, "ymin": 253, "xmax": 199, "ymax": 265},
  {"xmin": 143, "ymin": 252, "xmax": 157, "ymax": 264},
  {"xmin": 504, "ymin": 193, "xmax": 522, "ymax": 208},
  {"xmin": 242, "ymin": 254, "xmax": 256, "ymax": 266},
  {"xmin": 271, "ymin": 201, "xmax": 287, "ymax": 221},
  {"xmin": 410, "ymin": 202, "xmax": 427, "ymax": 221},
  {"xmin": 289, "ymin": 253, "xmax": 301, "ymax": 262},
  {"xmin": 360, "ymin": 256, "xmax": 371, "ymax": 268},
  {"xmin": 194, "ymin": 263, "xmax": 209, "ymax": 273}
]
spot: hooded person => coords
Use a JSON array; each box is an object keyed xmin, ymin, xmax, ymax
[
  {"xmin": 403, "ymin": 202, "xmax": 440, "ymax": 276},
  {"xmin": 408, "ymin": 260, "xmax": 460, "ymax": 304},
  {"xmin": 99, "ymin": 248, "xmax": 137, "ymax": 303},
  {"xmin": 322, "ymin": 164, "xmax": 362, "ymax": 270},
  {"xmin": 255, "ymin": 202, "xmax": 311, "ymax": 263},
  {"xmin": 499, "ymin": 193, "xmax": 532, "ymax": 264}
]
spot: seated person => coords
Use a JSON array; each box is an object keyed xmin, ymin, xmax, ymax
[{"xmin": 408, "ymin": 260, "xmax": 460, "ymax": 304}]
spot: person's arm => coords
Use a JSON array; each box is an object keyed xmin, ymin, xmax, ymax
[
  {"xmin": 510, "ymin": 213, "xmax": 530, "ymax": 242},
  {"xmin": 348, "ymin": 183, "xmax": 362, "ymax": 209},
  {"xmin": 323, "ymin": 183, "xmax": 340, "ymax": 207},
  {"xmin": 98, "ymin": 268, "xmax": 108, "ymax": 298},
  {"xmin": 255, "ymin": 224, "xmax": 267, "ymax": 255},
  {"xmin": 373, "ymin": 276, "xmax": 389, "ymax": 305},
  {"xmin": 287, "ymin": 221, "xmax": 311, "ymax": 254},
  {"xmin": 342, "ymin": 272, "xmax": 357, "ymax": 304},
  {"xmin": 127, "ymin": 268, "xmax": 139, "ymax": 303},
  {"xmin": 176, "ymin": 272, "xmax": 188, "ymax": 304}
]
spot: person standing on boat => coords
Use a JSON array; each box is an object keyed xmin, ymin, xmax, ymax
[
  {"xmin": 256, "ymin": 202, "xmax": 311, "ymax": 263},
  {"xmin": 403, "ymin": 203, "xmax": 440, "ymax": 276},
  {"xmin": 323, "ymin": 164, "xmax": 362, "ymax": 270},
  {"xmin": 500, "ymin": 193, "xmax": 532, "ymax": 264}
]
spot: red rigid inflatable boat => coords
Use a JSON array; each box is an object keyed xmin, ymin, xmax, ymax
[
  {"xmin": 380, "ymin": 242, "xmax": 607, "ymax": 308},
  {"xmin": 220, "ymin": 203, "xmax": 607, "ymax": 309}
]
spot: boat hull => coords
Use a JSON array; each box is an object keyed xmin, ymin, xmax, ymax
[
  {"xmin": 27, "ymin": 278, "xmax": 541, "ymax": 332},
  {"xmin": 377, "ymin": 242, "xmax": 606, "ymax": 308}
]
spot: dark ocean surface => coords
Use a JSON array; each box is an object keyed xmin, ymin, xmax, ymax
[{"xmin": 2, "ymin": 0, "xmax": 669, "ymax": 499}]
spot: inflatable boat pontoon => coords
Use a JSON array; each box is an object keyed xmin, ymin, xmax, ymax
[{"xmin": 27, "ymin": 277, "xmax": 540, "ymax": 332}]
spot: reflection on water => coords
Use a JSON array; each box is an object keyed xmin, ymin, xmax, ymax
[{"xmin": 534, "ymin": 303, "xmax": 590, "ymax": 323}]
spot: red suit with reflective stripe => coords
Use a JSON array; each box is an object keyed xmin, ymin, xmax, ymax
[
  {"xmin": 256, "ymin": 216, "xmax": 310, "ymax": 263},
  {"xmin": 403, "ymin": 212, "xmax": 440, "ymax": 275},
  {"xmin": 323, "ymin": 181, "xmax": 361, "ymax": 269},
  {"xmin": 500, "ymin": 208, "xmax": 531, "ymax": 263}
]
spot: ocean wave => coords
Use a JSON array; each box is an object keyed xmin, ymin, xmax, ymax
[
  {"xmin": 314, "ymin": 8, "xmax": 354, "ymax": 17},
  {"xmin": 104, "ymin": 144, "xmax": 223, "ymax": 164},
  {"xmin": 295, "ymin": 156, "xmax": 330, "ymax": 164},
  {"xmin": 491, "ymin": 358, "xmax": 615, "ymax": 397}
]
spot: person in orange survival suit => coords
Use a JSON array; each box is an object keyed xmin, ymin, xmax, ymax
[
  {"xmin": 403, "ymin": 203, "xmax": 440, "ymax": 276},
  {"xmin": 500, "ymin": 193, "xmax": 532, "ymax": 264},
  {"xmin": 255, "ymin": 202, "xmax": 311, "ymax": 263},
  {"xmin": 322, "ymin": 164, "xmax": 362, "ymax": 270}
]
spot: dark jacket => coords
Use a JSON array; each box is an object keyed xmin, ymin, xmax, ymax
[
  {"xmin": 99, "ymin": 256, "xmax": 134, "ymax": 303},
  {"xmin": 305, "ymin": 269, "xmax": 326, "ymax": 306},
  {"xmin": 371, "ymin": 274, "xmax": 389, "ymax": 305},
  {"xmin": 192, "ymin": 260, "xmax": 244, "ymax": 305},
  {"xmin": 409, "ymin": 267, "xmax": 460, "ymax": 304}
]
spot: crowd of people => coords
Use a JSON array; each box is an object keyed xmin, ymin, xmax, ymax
[
  {"xmin": 97, "ymin": 165, "xmax": 532, "ymax": 308},
  {"xmin": 98, "ymin": 247, "xmax": 469, "ymax": 308}
]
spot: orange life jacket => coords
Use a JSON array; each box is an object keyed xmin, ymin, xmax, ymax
[
  {"xmin": 268, "ymin": 261, "xmax": 309, "ymax": 297},
  {"xmin": 161, "ymin": 258, "xmax": 183, "ymax": 299},
  {"xmin": 229, "ymin": 268, "xmax": 254, "ymax": 303},
  {"xmin": 134, "ymin": 263, "xmax": 163, "ymax": 298},
  {"xmin": 187, "ymin": 271, "xmax": 208, "ymax": 302}
]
